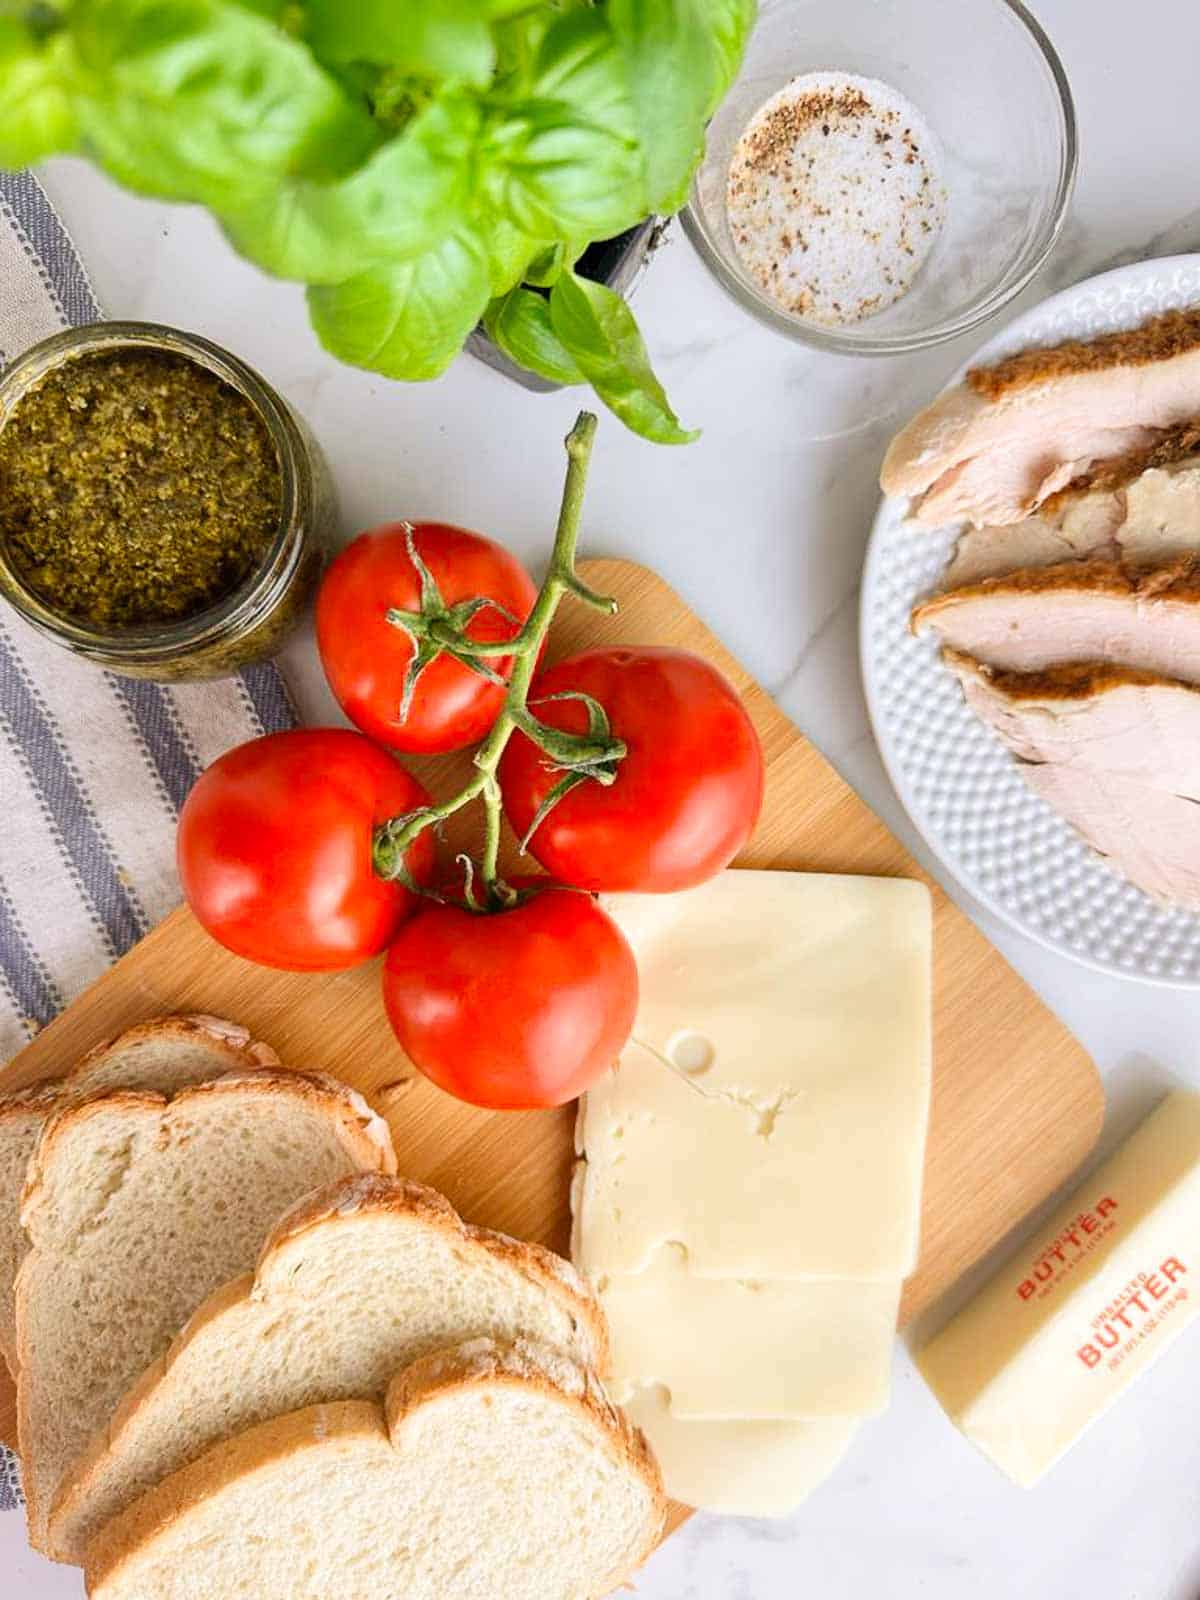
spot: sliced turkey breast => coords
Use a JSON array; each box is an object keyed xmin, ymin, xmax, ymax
[
  {"xmin": 943, "ymin": 498, "xmax": 1123, "ymax": 588},
  {"xmin": 1022, "ymin": 766, "xmax": 1200, "ymax": 910},
  {"xmin": 942, "ymin": 445, "xmax": 1200, "ymax": 587},
  {"xmin": 881, "ymin": 308, "xmax": 1200, "ymax": 527},
  {"xmin": 914, "ymin": 424, "xmax": 1156, "ymax": 530},
  {"xmin": 945, "ymin": 651, "xmax": 1200, "ymax": 795},
  {"xmin": 912, "ymin": 557, "xmax": 1200, "ymax": 681},
  {"xmin": 1121, "ymin": 456, "xmax": 1200, "ymax": 563}
]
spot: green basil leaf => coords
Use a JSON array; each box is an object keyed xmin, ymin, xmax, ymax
[
  {"xmin": 225, "ymin": 0, "xmax": 288, "ymax": 16},
  {"xmin": 307, "ymin": 228, "xmax": 491, "ymax": 381},
  {"xmin": 305, "ymin": 0, "xmax": 495, "ymax": 87},
  {"xmin": 484, "ymin": 9, "xmax": 647, "ymax": 241},
  {"xmin": 67, "ymin": 0, "xmax": 378, "ymax": 208},
  {"xmin": 696, "ymin": 0, "xmax": 756, "ymax": 113},
  {"xmin": 605, "ymin": 0, "xmax": 714, "ymax": 213},
  {"xmin": 529, "ymin": 8, "xmax": 637, "ymax": 142},
  {"xmin": 220, "ymin": 92, "xmax": 479, "ymax": 283},
  {"xmin": 479, "ymin": 211, "xmax": 540, "ymax": 297},
  {"xmin": 492, "ymin": 9, "xmax": 553, "ymax": 89},
  {"xmin": 523, "ymin": 238, "xmax": 587, "ymax": 287},
  {"xmin": 528, "ymin": 1, "xmax": 751, "ymax": 222},
  {"xmin": 486, "ymin": 0, "xmax": 548, "ymax": 17},
  {"xmin": 549, "ymin": 271, "xmax": 697, "ymax": 444},
  {"xmin": 523, "ymin": 241, "xmax": 568, "ymax": 287},
  {"xmin": 526, "ymin": 1, "xmax": 755, "ymax": 220},
  {"xmin": 0, "ymin": 21, "xmax": 77, "ymax": 166},
  {"xmin": 488, "ymin": 101, "xmax": 644, "ymax": 241},
  {"xmin": 484, "ymin": 287, "xmax": 584, "ymax": 386}
]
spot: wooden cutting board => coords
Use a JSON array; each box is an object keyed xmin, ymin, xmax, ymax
[{"xmin": 0, "ymin": 559, "xmax": 1103, "ymax": 1540}]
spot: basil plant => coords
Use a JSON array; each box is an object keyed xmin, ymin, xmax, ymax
[{"xmin": 0, "ymin": 0, "xmax": 756, "ymax": 442}]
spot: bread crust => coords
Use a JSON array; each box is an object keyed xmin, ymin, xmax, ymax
[
  {"xmin": 51, "ymin": 1176, "xmax": 609, "ymax": 1562},
  {"xmin": 86, "ymin": 1399, "xmax": 384, "ymax": 1594},
  {"xmin": 15, "ymin": 1071, "xmax": 395, "ymax": 1546},
  {"xmin": 265, "ymin": 1174, "xmax": 609, "ymax": 1371},
  {"xmin": 23, "ymin": 1071, "xmax": 395, "ymax": 1227},
  {"xmin": 385, "ymin": 1337, "xmax": 666, "ymax": 1593},
  {"xmin": 86, "ymin": 1339, "xmax": 665, "ymax": 1600},
  {"xmin": 0, "ymin": 1018, "xmax": 282, "ymax": 1380},
  {"xmin": 386, "ymin": 1335, "xmax": 662, "ymax": 1512},
  {"xmin": 72, "ymin": 1015, "xmax": 281, "ymax": 1078},
  {"xmin": 0, "ymin": 1083, "xmax": 63, "ymax": 1123},
  {"xmin": 0, "ymin": 1014, "xmax": 280, "ymax": 1113},
  {"xmin": 967, "ymin": 307, "xmax": 1200, "ymax": 401}
]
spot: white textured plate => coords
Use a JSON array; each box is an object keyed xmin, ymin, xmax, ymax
[{"xmin": 862, "ymin": 254, "xmax": 1200, "ymax": 987}]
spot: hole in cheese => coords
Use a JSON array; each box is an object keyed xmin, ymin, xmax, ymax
[{"xmin": 667, "ymin": 1031, "xmax": 715, "ymax": 1076}]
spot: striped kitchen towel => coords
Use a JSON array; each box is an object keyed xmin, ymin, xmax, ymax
[{"xmin": 0, "ymin": 174, "xmax": 297, "ymax": 1510}]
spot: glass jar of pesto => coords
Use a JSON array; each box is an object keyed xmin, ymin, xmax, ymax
[{"xmin": 0, "ymin": 321, "xmax": 335, "ymax": 681}]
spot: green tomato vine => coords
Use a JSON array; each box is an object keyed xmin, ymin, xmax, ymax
[{"xmin": 371, "ymin": 409, "xmax": 626, "ymax": 907}]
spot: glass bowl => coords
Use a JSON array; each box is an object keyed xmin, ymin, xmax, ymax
[
  {"xmin": 0, "ymin": 322, "xmax": 336, "ymax": 680},
  {"xmin": 683, "ymin": 0, "xmax": 1077, "ymax": 354}
]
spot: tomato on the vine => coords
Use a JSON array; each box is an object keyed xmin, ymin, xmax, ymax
[
  {"xmin": 316, "ymin": 521, "xmax": 537, "ymax": 755},
  {"xmin": 382, "ymin": 883, "xmax": 638, "ymax": 1109},
  {"xmin": 498, "ymin": 646, "xmax": 764, "ymax": 893},
  {"xmin": 178, "ymin": 728, "xmax": 436, "ymax": 971}
]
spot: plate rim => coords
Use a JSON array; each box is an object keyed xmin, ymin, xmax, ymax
[{"xmin": 861, "ymin": 251, "xmax": 1200, "ymax": 989}]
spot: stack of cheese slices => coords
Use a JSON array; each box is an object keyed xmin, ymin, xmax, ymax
[
  {"xmin": 1, "ymin": 1015, "xmax": 664, "ymax": 1598},
  {"xmin": 572, "ymin": 869, "xmax": 934, "ymax": 1516}
]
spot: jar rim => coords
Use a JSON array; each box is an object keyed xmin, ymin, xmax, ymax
[{"xmin": 0, "ymin": 320, "xmax": 305, "ymax": 661}]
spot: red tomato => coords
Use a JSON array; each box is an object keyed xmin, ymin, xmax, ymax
[
  {"xmin": 316, "ymin": 521, "xmax": 537, "ymax": 754},
  {"xmin": 498, "ymin": 646, "xmax": 764, "ymax": 892},
  {"xmin": 382, "ymin": 885, "xmax": 638, "ymax": 1109},
  {"xmin": 177, "ymin": 728, "xmax": 436, "ymax": 971}
]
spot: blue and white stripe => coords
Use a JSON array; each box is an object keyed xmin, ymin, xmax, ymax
[
  {"xmin": 1, "ymin": 622, "xmax": 149, "ymax": 958},
  {"xmin": 0, "ymin": 174, "xmax": 298, "ymax": 1509}
]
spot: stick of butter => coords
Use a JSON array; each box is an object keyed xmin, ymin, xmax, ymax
[
  {"xmin": 600, "ymin": 1244, "xmax": 901, "ymax": 1418},
  {"xmin": 575, "ymin": 872, "xmax": 933, "ymax": 1280},
  {"xmin": 919, "ymin": 1089, "xmax": 1200, "ymax": 1487},
  {"xmin": 621, "ymin": 1387, "xmax": 860, "ymax": 1518}
]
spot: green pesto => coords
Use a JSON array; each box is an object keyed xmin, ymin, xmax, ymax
[{"xmin": 0, "ymin": 348, "xmax": 282, "ymax": 629}]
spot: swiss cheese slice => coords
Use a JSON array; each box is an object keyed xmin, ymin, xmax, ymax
[
  {"xmin": 601, "ymin": 1244, "xmax": 900, "ymax": 1417},
  {"xmin": 574, "ymin": 871, "xmax": 933, "ymax": 1280},
  {"xmin": 622, "ymin": 1387, "xmax": 859, "ymax": 1518},
  {"xmin": 919, "ymin": 1089, "xmax": 1200, "ymax": 1486}
]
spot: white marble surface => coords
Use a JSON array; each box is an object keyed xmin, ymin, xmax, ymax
[{"xmin": 6, "ymin": 0, "xmax": 1200, "ymax": 1593}]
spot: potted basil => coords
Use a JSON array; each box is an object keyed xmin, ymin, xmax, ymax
[{"xmin": 0, "ymin": 1, "xmax": 755, "ymax": 444}]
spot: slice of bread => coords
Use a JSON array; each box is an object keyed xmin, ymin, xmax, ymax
[
  {"xmin": 50, "ymin": 1174, "xmax": 609, "ymax": 1563},
  {"xmin": 15, "ymin": 1070, "xmax": 395, "ymax": 1555},
  {"xmin": 0, "ymin": 1015, "xmax": 279, "ymax": 1370},
  {"xmin": 86, "ymin": 1337, "xmax": 666, "ymax": 1600}
]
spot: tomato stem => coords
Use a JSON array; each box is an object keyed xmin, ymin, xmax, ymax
[
  {"xmin": 373, "ymin": 411, "xmax": 617, "ymax": 903},
  {"xmin": 383, "ymin": 525, "xmax": 517, "ymax": 718}
]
